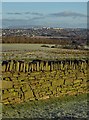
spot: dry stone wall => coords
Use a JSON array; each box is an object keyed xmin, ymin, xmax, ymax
[{"xmin": 1, "ymin": 59, "xmax": 89, "ymax": 104}]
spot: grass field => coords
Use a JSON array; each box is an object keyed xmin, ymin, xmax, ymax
[
  {"xmin": 2, "ymin": 93, "xmax": 88, "ymax": 119},
  {"xmin": 2, "ymin": 44, "xmax": 89, "ymax": 61}
]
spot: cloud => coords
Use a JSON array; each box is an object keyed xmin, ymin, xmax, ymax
[
  {"xmin": 7, "ymin": 12, "xmax": 22, "ymax": 15},
  {"xmin": 5, "ymin": 11, "xmax": 87, "ymax": 19},
  {"xmin": 31, "ymin": 12, "xmax": 43, "ymax": 16},
  {"xmin": 31, "ymin": 16, "xmax": 45, "ymax": 20},
  {"xmin": 2, "ymin": 18, "xmax": 25, "ymax": 21},
  {"xmin": 2, "ymin": 16, "xmax": 45, "ymax": 23},
  {"xmin": 25, "ymin": 12, "xmax": 43, "ymax": 16},
  {"xmin": 6, "ymin": 12, "xmax": 43, "ymax": 16},
  {"xmin": 50, "ymin": 11, "xmax": 87, "ymax": 18}
]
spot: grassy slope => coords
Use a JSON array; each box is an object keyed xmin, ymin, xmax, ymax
[{"xmin": 2, "ymin": 93, "xmax": 88, "ymax": 118}]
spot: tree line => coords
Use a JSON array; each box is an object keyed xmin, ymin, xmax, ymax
[{"xmin": 2, "ymin": 36, "xmax": 71, "ymax": 45}]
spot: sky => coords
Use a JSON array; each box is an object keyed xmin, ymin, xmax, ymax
[
  {"xmin": 1, "ymin": 0, "xmax": 88, "ymax": 2},
  {"xmin": 2, "ymin": 2, "xmax": 87, "ymax": 28}
]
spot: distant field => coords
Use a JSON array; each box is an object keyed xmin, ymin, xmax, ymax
[
  {"xmin": 2, "ymin": 44, "xmax": 88, "ymax": 52},
  {"xmin": 2, "ymin": 44, "xmax": 89, "ymax": 61},
  {"xmin": 2, "ymin": 44, "xmax": 54, "ymax": 51}
]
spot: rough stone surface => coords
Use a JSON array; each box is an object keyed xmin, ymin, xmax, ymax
[{"xmin": 1, "ymin": 60, "xmax": 89, "ymax": 105}]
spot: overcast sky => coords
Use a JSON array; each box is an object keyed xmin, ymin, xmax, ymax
[{"xmin": 2, "ymin": 2, "xmax": 87, "ymax": 28}]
